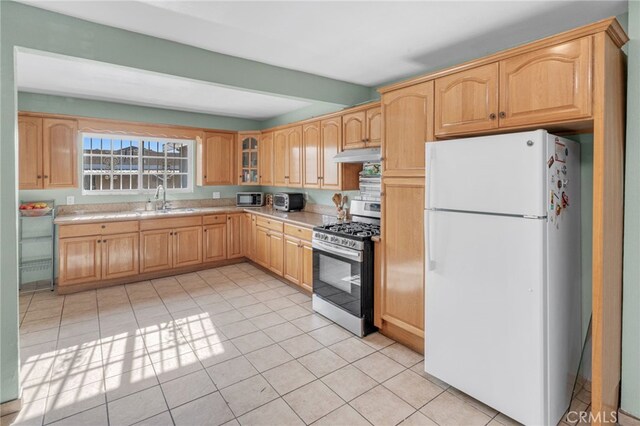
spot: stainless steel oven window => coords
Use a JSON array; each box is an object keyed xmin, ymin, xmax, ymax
[{"xmin": 318, "ymin": 253, "xmax": 360, "ymax": 293}]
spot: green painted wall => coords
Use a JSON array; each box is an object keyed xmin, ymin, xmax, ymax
[
  {"xmin": 259, "ymin": 187, "xmax": 359, "ymax": 211},
  {"xmin": 621, "ymin": 0, "xmax": 640, "ymax": 418},
  {"xmin": 19, "ymin": 92, "xmax": 261, "ymax": 131}
]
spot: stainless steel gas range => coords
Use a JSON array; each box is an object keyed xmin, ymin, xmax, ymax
[{"xmin": 311, "ymin": 200, "xmax": 380, "ymax": 337}]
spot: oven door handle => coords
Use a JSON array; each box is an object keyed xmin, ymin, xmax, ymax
[{"xmin": 312, "ymin": 240, "xmax": 363, "ymax": 263}]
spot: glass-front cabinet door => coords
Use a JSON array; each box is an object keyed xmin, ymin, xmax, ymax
[{"xmin": 238, "ymin": 132, "xmax": 260, "ymax": 185}]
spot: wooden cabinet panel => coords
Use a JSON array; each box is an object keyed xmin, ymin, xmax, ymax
[
  {"xmin": 59, "ymin": 221, "xmax": 139, "ymax": 238},
  {"xmin": 320, "ymin": 117, "xmax": 342, "ymax": 190},
  {"xmin": 273, "ymin": 129, "xmax": 288, "ymax": 186},
  {"xmin": 284, "ymin": 224, "xmax": 312, "ymax": 241},
  {"xmin": 256, "ymin": 216, "xmax": 284, "ymax": 232},
  {"xmin": 342, "ymin": 110, "xmax": 366, "ymax": 150},
  {"xmin": 381, "ymin": 178, "xmax": 425, "ymax": 345},
  {"xmin": 204, "ymin": 223, "xmax": 227, "ymax": 262},
  {"xmin": 173, "ymin": 226, "xmax": 203, "ymax": 268},
  {"xmin": 241, "ymin": 213, "xmax": 252, "ymax": 259},
  {"xmin": 287, "ymin": 126, "xmax": 303, "ymax": 187},
  {"xmin": 18, "ymin": 116, "xmax": 43, "ymax": 190},
  {"xmin": 301, "ymin": 241, "xmax": 313, "ymax": 293},
  {"xmin": 499, "ymin": 37, "xmax": 592, "ymax": 127},
  {"xmin": 238, "ymin": 132, "xmax": 259, "ymax": 185},
  {"xmin": 226, "ymin": 214, "xmax": 243, "ymax": 259},
  {"xmin": 254, "ymin": 226, "xmax": 270, "ymax": 269},
  {"xmin": 435, "ymin": 63, "xmax": 499, "ymax": 136},
  {"xmin": 59, "ymin": 236, "xmax": 101, "ymax": 286},
  {"xmin": 366, "ymin": 106, "xmax": 382, "ymax": 147},
  {"xmin": 42, "ymin": 118, "xmax": 77, "ymax": 188},
  {"xmin": 203, "ymin": 214, "xmax": 226, "ymax": 225},
  {"xmin": 382, "ymin": 81, "xmax": 434, "ymax": 177},
  {"xmin": 140, "ymin": 216, "xmax": 201, "ymax": 231},
  {"xmin": 140, "ymin": 229, "xmax": 173, "ymax": 273},
  {"xmin": 260, "ymin": 131, "xmax": 274, "ymax": 185},
  {"xmin": 102, "ymin": 232, "xmax": 139, "ymax": 280},
  {"xmin": 303, "ymin": 122, "xmax": 321, "ymax": 188},
  {"xmin": 268, "ymin": 231, "xmax": 284, "ymax": 276},
  {"xmin": 202, "ymin": 132, "xmax": 235, "ymax": 185},
  {"xmin": 284, "ymin": 236, "xmax": 301, "ymax": 285}
]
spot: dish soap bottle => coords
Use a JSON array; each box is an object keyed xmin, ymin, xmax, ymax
[{"xmin": 145, "ymin": 198, "xmax": 153, "ymax": 211}]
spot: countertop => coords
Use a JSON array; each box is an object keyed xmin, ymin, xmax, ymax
[{"xmin": 54, "ymin": 205, "xmax": 336, "ymax": 229}]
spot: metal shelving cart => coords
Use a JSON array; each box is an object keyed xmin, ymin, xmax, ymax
[{"xmin": 19, "ymin": 200, "xmax": 55, "ymax": 292}]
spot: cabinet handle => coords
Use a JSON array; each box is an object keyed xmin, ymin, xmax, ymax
[
  {"xmin": 489, "ymin": 113, "xmax": 496, "ymax": 120},
  {"xmin": 204, "ymin": 175, "xmax": 207, "ymax": 179},
  {"xmin": 97, "ymin": 240, "xmax": 101, "ymax": 244},
  {"xmin": 37, "ymin": 175, "xmax": 42, "ymax": 179},
  {"xmin": 44, "ymin": 175, "xmax": 49, "ymax": 179},
  {"xmin": 204, "ymin": 229, "xmax": 207, "ymax": 232},
  {"xmin": 102, "ymin": 239, "xmax": 106, "ymax": 243},
  {"xmin": 101, "ymin": 225, "xmax": 106, "ymax": 229},
  {"xmin": 499, "ymin": 111, "xmax": 506, "ymax": 119}
]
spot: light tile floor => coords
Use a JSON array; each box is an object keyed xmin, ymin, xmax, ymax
[{"xmin": 6, "ymin": 262, "xmax": 590, "ymax": 426}]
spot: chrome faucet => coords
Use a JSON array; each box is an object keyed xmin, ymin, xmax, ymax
[{"xmin": 154, "ymin": 185, "xmax": 168, "ymax": 210}]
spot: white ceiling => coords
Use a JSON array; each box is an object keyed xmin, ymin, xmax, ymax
[
  {"xmin": 16, "ymin": 51, "xmax": 311, "ymax": 120},
  {"xmin": 16, "ymin": 0, "xmax": 628, "ymax": 87}
]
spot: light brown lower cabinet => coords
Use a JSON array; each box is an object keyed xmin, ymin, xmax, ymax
[
  {"xmin": 241, "ymin": 213, "xmax": 253, "ymax": 259},
  {"xmin": 102, "ymin": 232, "xmax": 140, "ymax": 280},
  {"xmin": 380, "ymin": 178, "xmax": 425, "ymax": 353},
  {"xmin": 203, "ymin": 223, "xmax": 227, "ymax": 262},
  {"xmin": 253, "ymin": 224, "xmax": 284, "ymax": 276},
  {"xmin": 283, "ymin": 235, "xmax": 313, "ymax": 292},
  {"xmin": 140, "ymin": 226, "xmax": 202, "ymax": 273},
  {"xmin": 59, "ymin": 232, "xmax": 139, "ymax": 286},
  {"xmin": 226, "ymin": 214, "xmax": 243, "ymax": 259}
]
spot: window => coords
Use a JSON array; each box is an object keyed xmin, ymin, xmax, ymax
[{"xmin": 82, "ymin": 133, "xmax": 193, "ymax": 194}]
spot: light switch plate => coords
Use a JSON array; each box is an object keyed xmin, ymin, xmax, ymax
[
  {"xmin": 212, "ymin": 192, "xmax": 221, "ymax": 199},
  {"xmin": 66, "ymin": 196, "xmax": 75, "ymax": 205}
]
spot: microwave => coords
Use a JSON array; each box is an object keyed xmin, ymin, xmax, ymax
[
  {"xmin": 236, "ymin": 192, "xmax": 264, "ymax": 207},
  {"xmin": 273, "ymin": 192, "xmax": 305, "ymax": 212}
]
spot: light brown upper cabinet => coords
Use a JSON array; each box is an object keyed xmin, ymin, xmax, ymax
[
  {"xmin": 499, "ymin": 37, "xmax": 592, "ymax": 127},
  {"xmin": 321, "ymin": 116, "xmax": 360, "ymax": 190},
  {"xmin": 273, "ymin": 126, "xmax": 303, "ymax": 187},
  {"xmin": 200, "ymin": 132, "xmax": 235, "ymax": 185},
  {"xmin": 18, "ymin": 115, "xmax": 43, "ymax": 190},
  {"xmin": 302, "ymin": 122, "xmax": 321, "ymax": 188},
  {"xmin": 435, "ymin": 63, "xmax": 499, "ymax": 136},
  {"xmin": 43, "ymin": 118, "xmax": 78, "ymax": 189},
  {"xmin": 382, "ymin": 81, "xmax": 434, "ymax": 178},
  {"xmin": 19, "ymin": 116, "xmax": 78, "ymax": 190},
  {"xmin": 435, "ymin": 37, "xmax": 593, "ymax": 136},
  {"xmin": 365, "ymin": 106, "xmax": 382, "ymax": 147},
  {"xmin": 342, "ymin": 110, "xmax": 366, "ymax": 149},
  {"xmin": 259, "ymin": 131, "xmax": 274, "ymax": 185},
  {"xmin": 238, "ymin": 132, "xmax": 260, "ymax": 185},
  {"xmin": 342, "ymin": 104, "xmax": 381, "ymax": 150}
]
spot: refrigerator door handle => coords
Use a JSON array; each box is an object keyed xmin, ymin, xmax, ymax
[
  {"xmin": 426, "ymin": 210, "xmax": 435, "ymax": 271},
  {"xmin": 426, "ymin": 144, "xmax": 434, "ymax": 210}
]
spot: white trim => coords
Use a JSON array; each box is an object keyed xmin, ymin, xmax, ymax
[{"xmin": 80, "ymin": 132, "xmax": 195, "ymax": 195}]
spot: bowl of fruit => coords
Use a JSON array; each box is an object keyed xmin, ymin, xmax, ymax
[{"xmin": 19, "ymin": 202, "xmax": 52, "ymax": 217}]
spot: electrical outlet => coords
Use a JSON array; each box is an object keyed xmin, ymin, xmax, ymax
[
  {"xmin": 66, "ymin": 196, "xmax": 75, "ymax": 205},
  {"xmin": 212, "ymin": 192, "xmax": 221, "ymax": 199}
]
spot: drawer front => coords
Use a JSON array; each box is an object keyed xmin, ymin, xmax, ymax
[
  {"xmin": 58, "ymin": 220, "xmax": 139, "ymax": 238},
  {"xmin": 284, "ymin": 223, "xmax": 312, "ymax": 241},
  {"xmin": 139, "ymin": 215, "xmax": 202, "ymax": 231},
  {"xmin": 203, "ymin": 214, "xmax": 227, "ymax": 225},
  {"xmin": 256, "ymin": 216, "xmax": 284, "ymax": 232}
]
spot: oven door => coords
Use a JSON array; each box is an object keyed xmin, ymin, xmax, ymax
[{"xmin": 312, "ymin": 240, "xmax": 363, "ymax": 317}]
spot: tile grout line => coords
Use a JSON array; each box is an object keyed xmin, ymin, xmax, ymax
[{"xmin": 126, "ymin": 278, "xmax": 178, "ymax": 426}]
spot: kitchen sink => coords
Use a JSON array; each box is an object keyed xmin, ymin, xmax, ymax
[{"xmin": 156, "ymin": 208, "xmax": 197, "ymax": 214}]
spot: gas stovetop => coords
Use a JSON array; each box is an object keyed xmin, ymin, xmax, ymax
[{"xmin": 313, "ymin": 221, "xmax": 381, "ymax": 240}]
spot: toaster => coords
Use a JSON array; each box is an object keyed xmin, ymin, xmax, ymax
[{"xmin": 273, "ymin": 192, "xmax": 305, "ymax": 212}]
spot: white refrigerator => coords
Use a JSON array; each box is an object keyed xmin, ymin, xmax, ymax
[{"xmin": 424, "ymin": 130, "xmax": 582, "ymax": 426}]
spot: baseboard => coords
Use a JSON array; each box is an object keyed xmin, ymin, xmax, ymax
[
  {"xmin": 619, "ymin": 410, "xmax": 640, "ymax": 426},
  {"xmin": 0, "ymin": 398, "xmax": 21, "ymax": 418}
]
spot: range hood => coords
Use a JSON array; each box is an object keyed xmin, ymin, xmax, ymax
[{"xmin": 333, "ymin": 147, "xmax": 381, "ymax": 163}]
